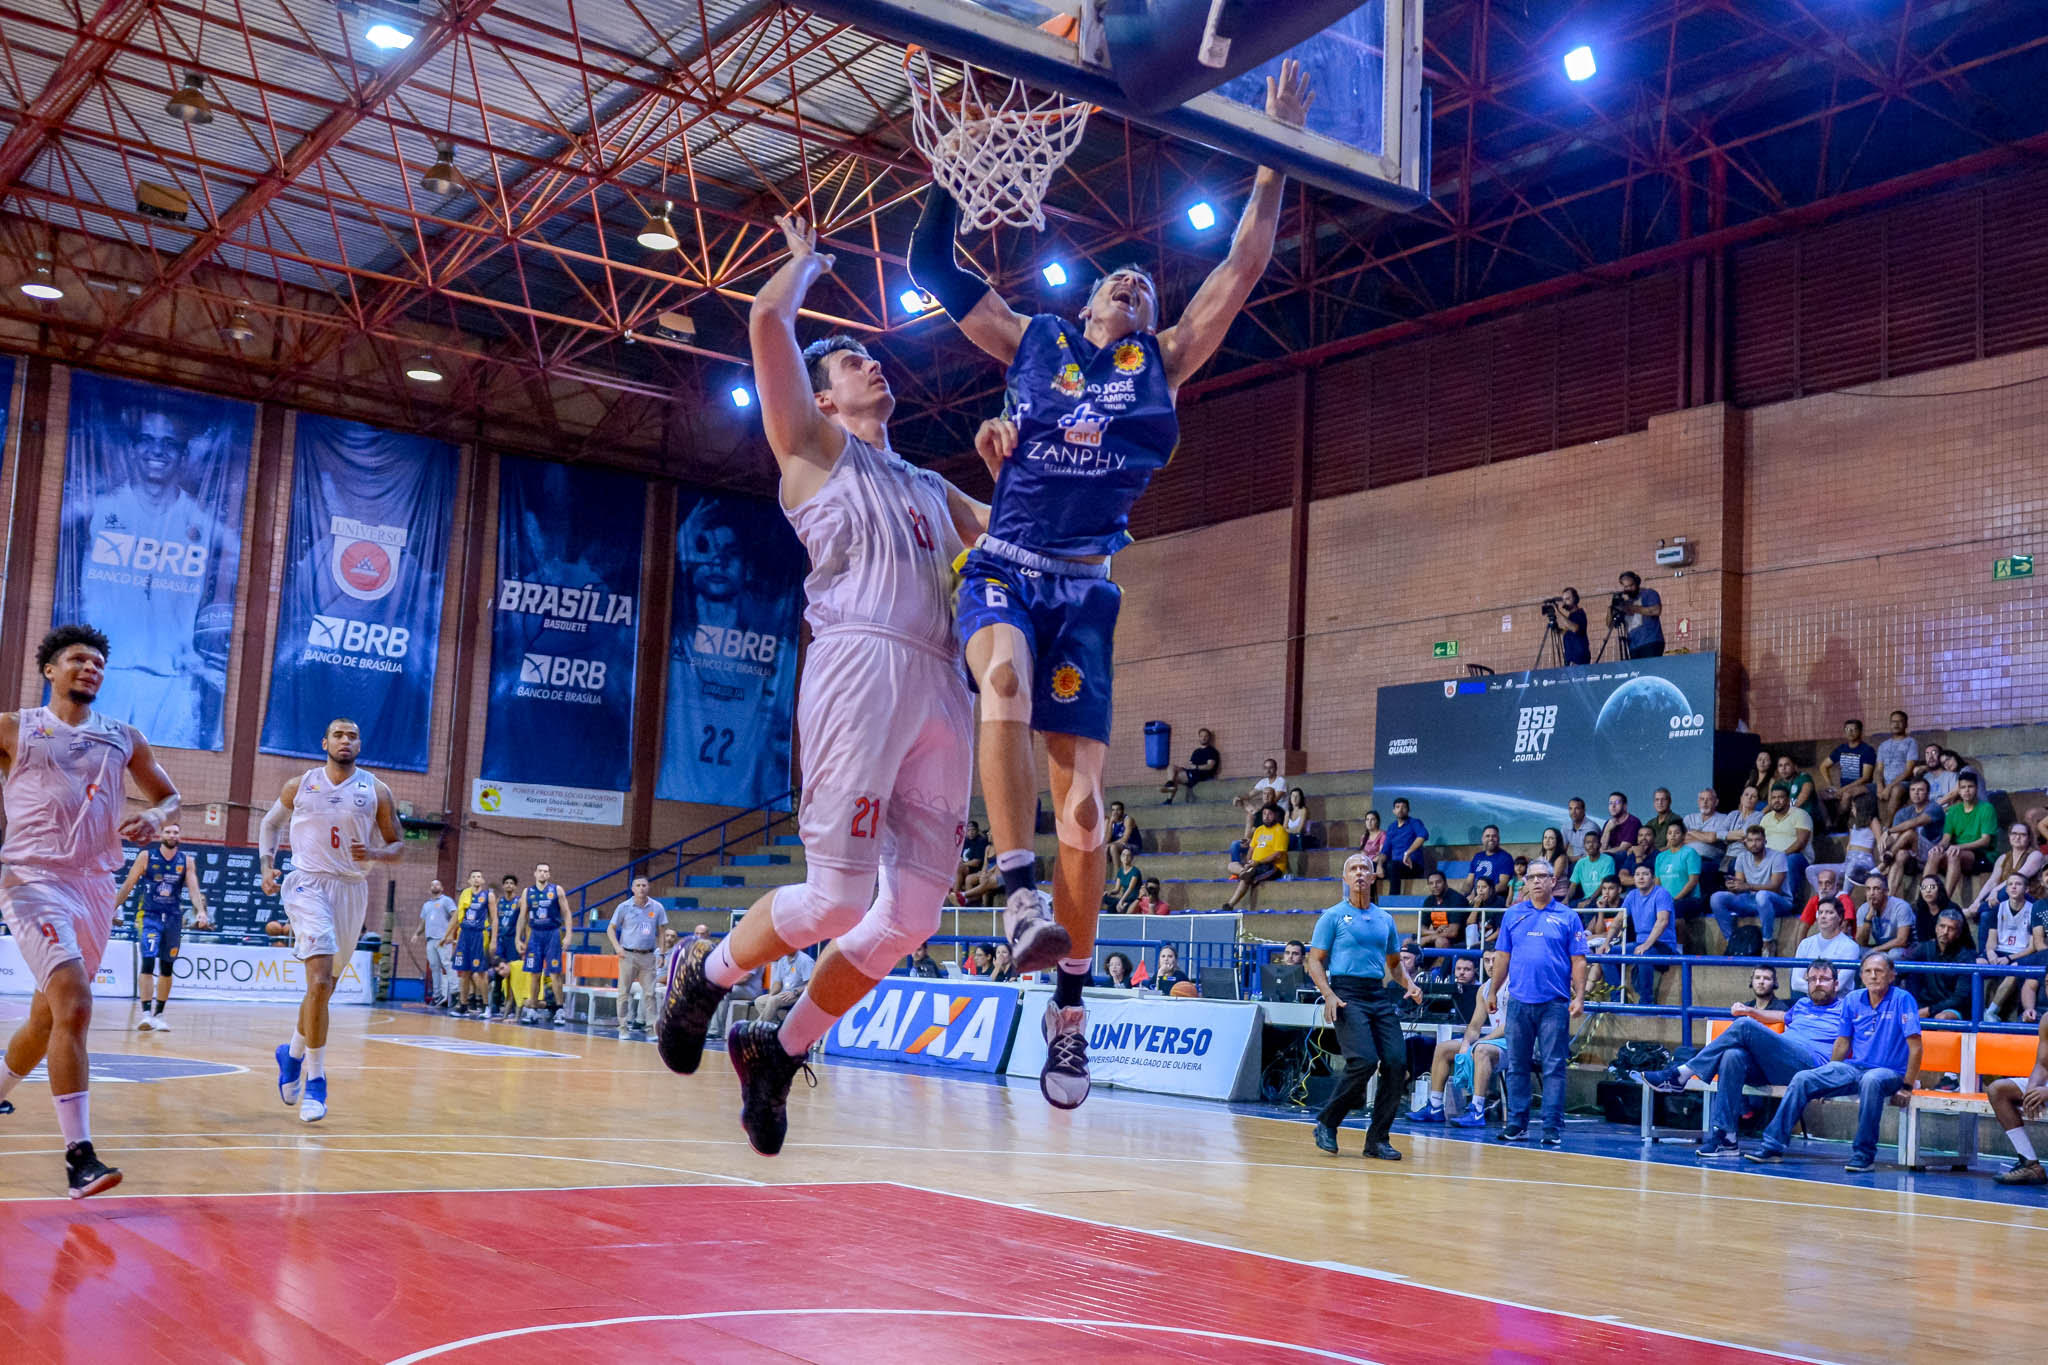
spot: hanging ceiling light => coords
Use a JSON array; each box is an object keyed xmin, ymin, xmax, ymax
[
  {"xmin": 221, "ymin": 300, "xmax": 256, "ymax": 342},
  {"xmin": 165, "ymin": 71, "xmax": 215, "ymax": 126},
  {"xmin": 404, "ymin": 353, "xmax": 444, "ymax": 383},
  {"xmin": 18, "ymin": 253, "xmax": 64, "ymax": 301},
  {"xmin": 421, "ymin": 141, "xmax": 462, "ymax": 196},
  {"xmin": 636, "ymin": 200, "xmax": 680, "ymax": 251}
]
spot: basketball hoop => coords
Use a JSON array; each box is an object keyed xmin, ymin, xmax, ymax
[{"xmin": 904, "ymin": 45, "xmax": 1091, "ymax": 232}]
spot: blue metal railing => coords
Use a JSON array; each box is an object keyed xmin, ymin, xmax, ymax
[{"xmin": 563, "ymin": 789, "xmax": 799, "ymax": 939}]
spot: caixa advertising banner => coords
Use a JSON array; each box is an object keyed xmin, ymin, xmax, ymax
[
  {"xmin": 1005, "ymin": 989, "xmax": 1263, "ymax": 1101},
  {"xmin": 823, "ymin": 977, "xmax": 1021, "ymax": 1073}
]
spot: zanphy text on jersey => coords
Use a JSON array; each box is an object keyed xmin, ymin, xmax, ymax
[{"xmin": 496, "ymin": 578, "xmax": 634, "ymax": 634}]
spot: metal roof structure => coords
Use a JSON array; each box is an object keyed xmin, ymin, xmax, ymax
[{"xmin": 2, "ymin": 1, "xmax": 2044, "ymax": 478}]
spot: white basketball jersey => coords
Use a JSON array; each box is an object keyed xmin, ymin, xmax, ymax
[
  {"xmin": 0, "ymin": 707, "xmax": 138, "ymax": 874},
  {"xmin": 783, "ymin": 431, "xmax": 963, "ymax": 653},
  {"xmin": 287, "ymin": 765, "xmax": 381, "ymax": 881}
]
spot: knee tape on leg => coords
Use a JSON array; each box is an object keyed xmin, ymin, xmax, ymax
[
  {"xmin": 769, "ymin": 865, "xmax": 877, "ymax": 947},
  {"xmin": 976, "ymin": 630, "xmax": 1033, "ymax": 725},
  {"xmin": 835, "ymin": 870, "xmax": 949, "ymax": 979},
  {"xmin": 1054, "ymin": 751, "xmax": 1108, "ymax": 851}
]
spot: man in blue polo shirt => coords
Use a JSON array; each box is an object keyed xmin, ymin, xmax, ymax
[
  {"xmin": 1633, "ymin": 958, "xmax": 1848, "ymax": 1157},
  {"xmin": 1383, "ymin": 798, "xmax": 1429, "ymax": 894},
  {"xmin": 1487, "ymin": 859, "xmax": 1587, "ymax": 1147},
  {"xmin": 1611, "ymin": 862, "xmax": 1680, "ymax": 1004},
  {"xmin": 1307, "ymin": 853, "xmax": 1424, "ymax": 1161},
  {"xmin": 1744, "ymin": 949, "xmax": 1922, "ymax": 1172}
]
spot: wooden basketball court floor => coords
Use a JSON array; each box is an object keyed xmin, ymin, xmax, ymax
[{"xmin": 0, "ymin": 998, "xmax": 2040, "ymax": 1364}]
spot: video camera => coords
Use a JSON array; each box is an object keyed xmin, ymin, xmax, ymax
[{"xmin": 1609, "ymin": 589, "xmax": 1633, "ymax": 628}]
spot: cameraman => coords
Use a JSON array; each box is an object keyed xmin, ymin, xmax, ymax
[
  {"xmin": 1615, "ymin": 572, "xmax": 1664, "ymax": 658},
  {"xmin": 1544, "ymin": 589, "xmax": 1590, "ymax": 666}
]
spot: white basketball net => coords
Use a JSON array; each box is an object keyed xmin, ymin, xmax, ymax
[{"xmin": 905, "ymin": 50, "xmax": 1091, "ymax": 232}]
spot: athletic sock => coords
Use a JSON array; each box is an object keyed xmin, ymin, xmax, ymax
[
  {"xmin": 153, "ymin": 999, "xmax": 166, "ymax": 1016},
  {"xmin": 1675, "ymin": 1063, "xmax": 1696, "ymax": 1083},
  {"xmin": 0, "ymin": 1065, "xmax": 24, "ymax": 1103},
  {"xmin": 705, "ymin": 939, "xmax": 748, "ymax": 989},
  {"xmin": 1430, "ymin": 1090, "xmax": 1445, "ymax": 1107},
  {"xmin": 778, "ymin": 995, "xmax": 835, "ymax": 1058},
  {"xmin": 304, "ymin": 1047, "xmax": 326, "ymax": 1081},
  {"xmin": 996, "ymin": 848, "xmax": 1036, "ymax": 897},
  {"xmin": 2008, "ymin": 1127, "xmax": 2039, "ymax": 1163},
  {"xmin": 53, "ymin": 1091, "xmax": 90, "ymax": 1145},
  {"xmin": 288, "ymin": 1031, "xmax": 308, "ymax": 1060},
  {"xmin": 1054, "ymin": 957, "xmax": 1091, "ymax": 1008}
]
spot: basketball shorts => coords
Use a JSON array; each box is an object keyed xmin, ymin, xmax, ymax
[
  {"xmin": 280, "ymin": 869, "xmax": 370, "ymax": 961},
  {"xmin": 955, "ymin": 546, "xmax": 1120, "ymax": 744},
  {"xmin": 524, "ymin": 927, "xmax": 564, "ymax": 976},
  {"xmin": 140, "ymin": 912, "xmax": 182, "ymax": 962},
  {"xmin": 0, "ymin": 868, "xmax": 119, "ymax": 989},
  {"xmin": 454, "ymin": 928, "xmax": 490, "ymax": 974},
  {"xmin": 796, "ymin": 629, "xmax": 974, "ymax": 882},
  {"xmin": 494, "ymin": 926, "xmax": 521, "ymax": 966}
]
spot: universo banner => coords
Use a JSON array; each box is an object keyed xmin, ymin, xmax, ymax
[
  {"xmin": 168, "ymin": 943, "xmax": 375, "ymax": 1003},
  {"xmin": 824, "ymin": 977, "xmax": 1021, "ymax": 1073},
  {"xmin": 1005, "ymin": 989, "xmax": 1263, "ymax": 1101},
  {"xmin": 53, "ymin": 370, "xmax": 255, "ymax": 750},
  {"xmin": 261, "ymin": 414, "xmax": 457, "ymax": 771},
  {"xmin": 1373, "ymin": 653, "xmax": 1718, "ymax": 846}
]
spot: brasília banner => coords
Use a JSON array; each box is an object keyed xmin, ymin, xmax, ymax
[
  {"xmin": 1373, "ymin": 653, "xmax": 1717, "ymax": 846},
  {"xmin": 260, "ymin": 415, "xmax": 457, "ymax": 771},
  {"xmin": 476, "ymin": 456, "xmax": 645, "ymax": 825},
  {"xmin": 0, "ymin": 355, "xmax": 15, "ymax": 450},
  {"xmin": 656, "ymin": 489, "xmax": 804, "ymax": 810},
  {"xmin": 53, "ymin": 371, "xmax": 255, "ymax": 751}
]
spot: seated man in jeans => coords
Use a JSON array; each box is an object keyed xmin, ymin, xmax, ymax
[
  {"xmin": 1633, "ymin": 958, "xmax": 1848, "ymax": 1157},
  {"xmin": 1709, "ymin": 825, "xmax": 1791, "ymax": 948},
  {"xmin": 1742, "ymin": 950, "xmax": 1923, "ymax": 1173}
]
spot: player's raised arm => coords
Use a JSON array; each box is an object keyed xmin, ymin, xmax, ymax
[
  {"xmin": 749, "ymin": 215, "xmax": 850, "ymax": 481},
  {"xmin": 120, "ymin": 732, "xmax": 180, "ymax": 844},
  {"xmin": 937, "ymin": 416, "xmax": 1014, "ymax": 546},
  {"xmin": 908, "ymin": 185, "xmax": 1031, "ymax": 365},
  {"xmin": 1157, "ymin": 60, "xmax": 1314, "ymax": 389}
]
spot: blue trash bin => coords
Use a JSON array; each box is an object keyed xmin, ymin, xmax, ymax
[{"xmin": 1143, "ymin": 720, "xmax": 1171, "ymax": 769}]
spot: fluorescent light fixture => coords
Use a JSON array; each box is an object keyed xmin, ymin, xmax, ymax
[
  {"xmin": 365, "ymin": 22, "xmax": 416, "ymax": 51},
  {"xmin": 636, "ymin": 200, "xmax": 680, "ymax": 251},
  {"xmin": 404, "ymin": 353, "xmax": 444, "ymax": 383},
  {"xmin": 1564, "ymin": 45, "xmax": 1596, "ymax": 82},
  {"xmin": 729, "ymin": 385, "xmax": 753, "ymax": 408},
  {"xmin": 899, "ymin": 287, "xmax": 933, "ymax": 315},
  {"xmin": 421, "ymin": 141, "xmax": 461, "ymax": 196},
  {"xmin": 221, "ymin": 301, "xmax": 256, "ymax": 342},
  {"xmin": 19, "ymin": 255, "xmax": 63, "ymax": 301},
  {"xmin": 165, "ymin": 71, "xmax": 214, "ymax": 126},
  {"xmin": 1186, "ymin": 201, "xmax": 1217, "ymax": 231},
  {"xmin": 1041, "ymin": 261, "xmax": 1069, "ymax": 287}
]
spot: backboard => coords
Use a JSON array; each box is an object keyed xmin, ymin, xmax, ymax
[{"xmin": 802, "ymin": 0, "xmax": 1428, "ymax": 213}]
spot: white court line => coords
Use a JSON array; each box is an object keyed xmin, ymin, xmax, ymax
[
  {"xmin": 380, "ymin": 1308, "xmax": 1383, "ymax": 1365},
  {"xmin": 0, "ymin": 1178, "xmax": 756, "ymax": 1207},
  {"xmin": 0, "ymin": 1144, "xmax": 760, "ymax": 1190},
  {"xmin": 884, "ymin": 1181, "xmax": 1837, "ymax": 1365}
]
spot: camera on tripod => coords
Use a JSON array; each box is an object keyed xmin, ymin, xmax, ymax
[
  {"xmin": 1540, "ymin": 596, "xmax": 1564, "ymax": 624},
  {"xmin": 1608, "ymin": 590, "xmax": 1632, "ymax": 628}
]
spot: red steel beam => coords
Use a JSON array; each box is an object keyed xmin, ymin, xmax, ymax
[{"xmin": 0, "ymin": 0, "xmax": 153, "ymax": 199}]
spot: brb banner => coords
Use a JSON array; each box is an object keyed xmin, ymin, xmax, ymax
[
  {"xmin": 824, "ymin": 977, "xmax": 1021, "ymax": 1073},
  {"xmin": 656, "ymin": 489, "xmax": 804, "ymax": 811},
  {"xmin": 1005, "ymin": 989, "xmax": 1262, "ymax": 1101},
  {"xmin": 169, "ymin": 943, "xmax": 375, "ymax": 1004},
  {"xmin": 477, "ymin": 457, "xmax": 645, "ymax": 824},
  {"xmin": 261, "ymin": 415, "xmax": 457, "ymax": 771},
  {"xmin": 1374, "ymin": 652, "xmax": 1718, "ymax": 846},
  {"xmin": 53, "ymin": 371, "xmax": 255, "ymax": 751}
]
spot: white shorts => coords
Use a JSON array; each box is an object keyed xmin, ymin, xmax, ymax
[
  {"xmin": 0, "ymin": 868, "xmax": 119, "ymax": 989},
  {"xmin": 282, "ymin": 870, "xmax": 371, "ymax": 962},
  {"xmin": 796, "ymin": 630, "xmax": 974, "ymax": 882}
]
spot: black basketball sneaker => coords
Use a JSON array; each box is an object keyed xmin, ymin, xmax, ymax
[
  {"xmin": 66, "ymin": 1141, "xmax": 122, "ymax": 1200},
  {"xmin": 656, "ymin": 938, "xmax": 728, "ymax": 1075},
  {"xmin": 727, "ymin": 1019, "xmax": 815, "ymax": 1157}
]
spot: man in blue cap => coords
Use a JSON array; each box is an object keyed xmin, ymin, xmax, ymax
[{"xmin": 1306, "ymin": 853, "xmax": 1424, "ymax": 1160}]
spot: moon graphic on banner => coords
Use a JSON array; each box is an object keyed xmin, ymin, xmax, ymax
[{"xmin": 1594, "ymin": 676, "xmax": 1694, "ymax": 774}]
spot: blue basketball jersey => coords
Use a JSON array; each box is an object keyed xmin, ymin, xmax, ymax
[
  {"xmin": 524, "ymin": 884, "xmax": 565, "ymax": 933},
  {"xmin": 987, "ymin": 315, "xmax": 1179, "ymax": 558},
  {"xmin": 462, "ymin": 891, "xmax": 493, "ymax": 931},
  {"xmin": 143, "ymin": 847, "xmax": 190, "ymax": 916}
]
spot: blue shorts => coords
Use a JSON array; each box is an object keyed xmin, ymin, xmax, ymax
[
  {"xmin": 140, "ymin": 914, "xmax": 181, "ymax": 961},
  {"xmin": 524, "ymin": 928, "xmax": 564, "ymax": 975},
  {"xmin": 495, "ymin": 925, "xmax": 521, "ymax": 966},
  {"xmin": 955, "ymin": 546, "xmax": 1121, "ymax": 744},
  {"xmin": 455, "ymin": 928, "xmax": 489, "ymax": 974}
]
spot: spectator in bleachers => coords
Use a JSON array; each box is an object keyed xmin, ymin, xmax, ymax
[
  {"xmin": 1398, "ymin": 938, "xmax": 1424, "ymax": 984},
  {"xmin": 1132, "ymin": 877, "xmax": 1166, "ymax": 915},
  {"xmin": 1822, "ymin": 719, "xmax": 1880, "ymax": 831},
  {"xmin": 1384, "ymin": 798, "xmax": 1429, "ymax": 893},
  {"xmin": 1103, "ymin": 845, "xmax": 1144, "ymax": 913},
  {"xmin": 1912, "ymin": 873, "xmax": 1962, "ymax": 952},
  {"xmin": 1711, "ymin": 825, "xmax": 1791, "ymax": 951},
  {"xmin": 1614, "ymin": 862, "xmax": 1679, "ymax": 1003},
  {"xmin": 1776, "ymin": 754, "xmax": 1823, "ymax": 833},
  {"xmin": 1635, "ymin": 958, "xmax": 1848, "ymax": 1159},
  {"xmin": 1743, "ymin": 950, "xmax": 1922, "ymax": 1172},
  {"xmin": 1151, "ymin": 943, "xmax": 1189, "ymax": 993},
  {"xmin": 1921, "ymin": 744, "xmax": 1956, "ymax": 804},
  {"xmin": 1563, "ymin": 797, "xmax": 1601, "ymax": 856},
  {"xmin": 1913, "ymin": 910, "xmax": 1978, "ymax": 1020},
  {"xmin": 1284, "ymin": 787, "xmax": 1317, "ymax": 849},
  {"xmin": 1882, "ymin": 777, "xmax": 1943, "ymax": 896},
  {"xmin": 1465, "ymin": 874, "xmax": 1503, "ymax": 949},
  {"xmin": 1684, "ymin": 787, "xmax": 1733, "ymax": 875},
  {"xmin": 1826, "ymin": 790, "xmax": 1884, "ymax": 892},
  {"xmin": 1358, "ymin": 808, "xmax": 1387, "ymax": 874},
  {"xmin": 1106, "ymin": 802, "xmax": 1143, "ymax": 866},
  {"xmin": 1417, "ymin": 870, "xmax": 1470, "ymax": 951},
  {"xmin": 907, "ymin": 942, "xmax": 944, "ymax": 978},
  {"xmin": 2028, "ymin": 808, "xmax": 2048, "ymax": 878},
  {"xmin": 962, "ymin": 943, "xmax": 993, "ymax": 976},
  {"xmin": 989, "ymin": 943, "xmax": 1018, "ymax": 982},
  {"xmin": 1644, "ymin": 788, "xmax": 1683, "ymax": 855},
  {"xmin": 1854, "ymin": 871, "xmax": 1917, "ymax": 962},
  {"xmin": 1583, "ymin": 876, "xmax": 1626, "ymax": 989},
  {"xmin": 1800, "ymin": 866, "xmax": 1855, "ymax": 932},
  {"xmin": 1600, "ymin": 791, "xmax": 1642, "ymax": 864},
  {"xmin": 1761, "ymin": 783, "xmax": 1814, "ymax": 906},
  {"xmin": 1099, "ymin": 951, "xmax": 1133, "ymax": 989},
  {"xmin": 1416, "ymin": 954, "xmax": 1509, "ymax": 1128},
  {"xmin": 750, "ymin": 946, "xmax": 816, "ymax": 1023},
  {"xmin": 1794, "ymin": 896, "xmax": 1862, "ymax": 995},
  {"xmin": 957, "ymin": 819, "xmax": 990, "ymax": 904},
  {"xmin": 1934, "ymin": 773, "xmax": 1999, "ymax": 900},
  {"xmin": 1741, "ymin": 965, "xmax": 1789, "ymax": 1013},
  {"xmin": 1568, "ymin": 831, "xmax": 1614, "ymax": 907},
  {"xmin": 1234, "ymin": 758, "xmax": 1286, "ymax": 828},
  {"xmin": 1989, "ymin": 1015, "xmax": 2048, "ymax": 1185},
  {"xmin": 1967, "ymin": 823, "xmax": 2042, "ymax": 922},
  {"xmin": 1224, "ymin": 804, "xmax": 1289, "ymax": 910},
  {"xmin": 1749, "ymin": 749, "xmax": 1777, "ymax": 799},
  {"xmin": 1280, "ymin": 939, "xmax": 1308, "ymax": 968},
  {"xmin": 1982, "ymin": 873, "xmax": 2041, "ymax": 1022},
  {"xmin": 1158, "ymin": 727, "xmax": 1221, "ymax": 803},
  {"xmin": 1464, "ymin": 825, "xmax": 1514, "ymax": 902},
  {"xmin": 1536, "ymin": 828, "xmax": 1572, "ymax": 885},
  {"xmin": 1619, "ymin": 823, "xmax": 1657, "ymax": 878},
  {"xmin": 1875, "ymin": 711, "xmax": 1920, "ymax": 820},
  {"xmin": 1506, "ymin": 854, "xmax": 1531, "ymax": 905},
  {"xmin": 1655, "ymin": 820, "xmax": 1705, "ymax": 925}
]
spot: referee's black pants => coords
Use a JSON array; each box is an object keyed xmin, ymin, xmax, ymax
[{"xmin": 1316, "ymin": 976, "xmax": 1406, "ymax": 1145}]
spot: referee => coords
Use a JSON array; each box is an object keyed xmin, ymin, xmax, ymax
[{"xmin": 1307, "ymin": 853, "xmax": 1424, "ymax": 1160}]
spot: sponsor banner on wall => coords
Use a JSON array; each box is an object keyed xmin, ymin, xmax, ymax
[
  {"xmin": 0, "ymin": 354, "xmax": 14, "ymax": 447},
  {"xmin": 478, "ymin": 457, "xmax": 645, "ymax": 813},
  {"xmin": 470, "ymin": 778, "xmax": 624, "ymax": 826},
  {"xmin": 261, "ymin": 415, "xmax": 458, "ymax": 771},
  {"xmin": 53, "ymin": 371, "xmax": 255, "ymax": 750},
  {"xmin": 1005, "ymin": 988, "xmax": 1262, "ymax": 1100},
  {"xmin": 1373, "ymin": 653, "xmax": 1718, "ymax": 846},
  {"xmin": 656, "ymin": 489, "xmax": 804, "ymax": 810},
  {"xmin": 824, "ymin": 977, "xmax": 1021, "ymax": 1073},
  {"xmin": 167, "ymin": 943, "xmax": 375, "ymax": 1003},
  {"xmin": 0, "ymin": 937, "xmax": 136, "ymax": 998}
]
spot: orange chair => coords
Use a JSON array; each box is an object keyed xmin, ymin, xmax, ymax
[
  {"xmin": 566, "ymin": 952, "xmax": 622, "ymax": 1024},
  {"xmin": 1901, "ymin": 1028, "xmax": 2043, "ymax": 1170}
]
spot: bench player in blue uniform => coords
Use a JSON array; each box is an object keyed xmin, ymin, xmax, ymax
[
  {"xmin": 445, "ymin": 870, "xmax": 497, "ymax": 1017},
  {"xmin": 113, "ymin": 820, "xmax": 208, "ymax": 1031},
  {"xmin": 517, "ymin": 863, "xmax": 574, "ymax": 1026},
  {"xmin": 909, "ymin": 61, "xmax": 1313, "ymax": 1109},
  {"xmin": 491, "ymin": 873, "xmax": 523, "ymax": 1017}
]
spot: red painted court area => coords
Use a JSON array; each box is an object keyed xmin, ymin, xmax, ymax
[{"xmin": 0, "ymin": 1182, "xmax": 1800, "ymax": 1363}]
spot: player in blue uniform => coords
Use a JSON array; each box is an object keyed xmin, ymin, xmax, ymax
[
  {"xmin": 517, "ymin": 862, "xmax": 574, "ymax": 1026},
  {"xmin": 491, "ymin": 873, "xmax": 523, "ymax": 1017},
  {"xmin": 909, "ymin": 61, "xmax": 1313, "ymax": 1109},
  {"xmin": 113, "ymin": 820, "xmax": 208, "ymax": 1031},
  {"xmin": 445, "ymin": 870, "xmax": 496, "ymax": 1018}
]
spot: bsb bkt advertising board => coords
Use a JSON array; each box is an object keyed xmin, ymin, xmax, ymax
[{"xmin": 1374, "ymin": 654, "xmax": 1716, "ymax": 846}]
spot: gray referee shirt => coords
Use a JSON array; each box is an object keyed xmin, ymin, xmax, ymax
[{"xmin": 608, "ymin": 896, "xmax": 664, "ymax": 952}]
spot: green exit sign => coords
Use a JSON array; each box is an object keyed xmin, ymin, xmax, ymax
[
  {"xmin": 1432, "ymin": 640, "xmax": 1460, "ymax": 659},
  {"xmin": 1995, "ymin": 555, "xmax": 2034, "ymax": 581}
]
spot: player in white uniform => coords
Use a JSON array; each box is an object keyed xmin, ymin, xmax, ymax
[
  {"xmin": 258, "ymin": 717, "xmax": 404, "ymax": 1122},
  {"xmin": 0, "ymin": 624, "xmax": 180, "ymax": 1197},
  {"xmin": 657, "ymin": 213, "xmax": 993, "ymax": 1156}
]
